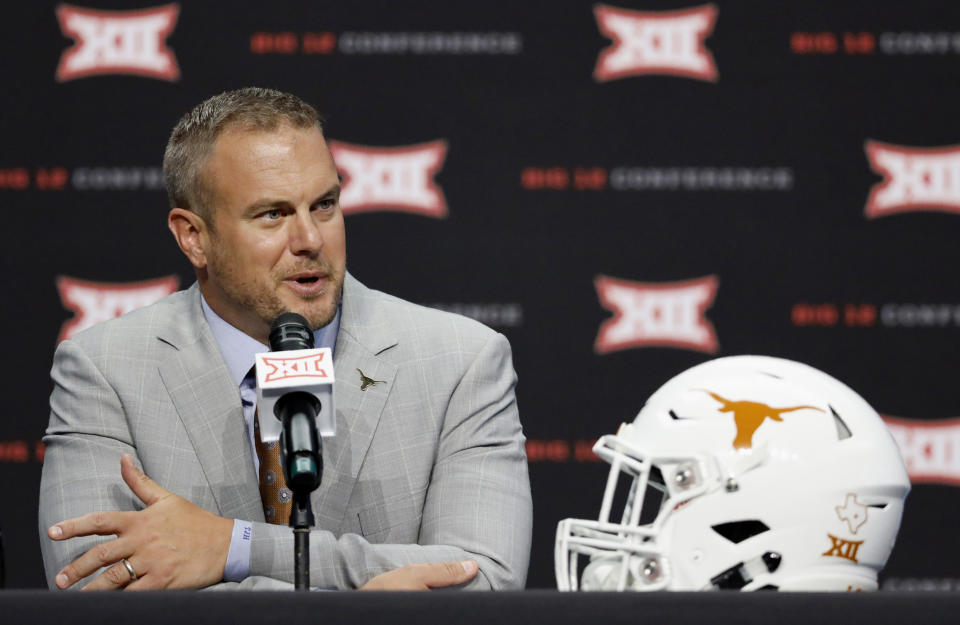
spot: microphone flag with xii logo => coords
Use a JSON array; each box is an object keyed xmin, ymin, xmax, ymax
[{"xmin": 255, "ymin": 347, "xmax": 336, "ymax": 444}]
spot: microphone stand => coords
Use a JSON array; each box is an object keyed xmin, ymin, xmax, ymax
[
  {"xmin": 269, "ymin": 312, "xmax": 325, "ymax": 591},
  {"xmin": 279, "ymin": 392, "xmax": 323, "ymax": 591},
  {"xmin": 290, "ymin": 492, "xmax": 314, "ymax": 591}
]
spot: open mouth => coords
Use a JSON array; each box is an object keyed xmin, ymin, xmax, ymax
[{"xmin": 284, "ymin": 272, "xmax": 329, "ymax": 295}]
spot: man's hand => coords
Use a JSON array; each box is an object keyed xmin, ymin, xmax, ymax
[
  {"xmin": 359, "ymin": 561, "xmax": 478, "ymax": 591},
  {"xmin": 47, "ymin": 454, "xmax": 233, "ymax": 591}
]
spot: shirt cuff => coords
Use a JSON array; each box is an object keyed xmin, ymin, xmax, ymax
[{"xmin": 223, "ymin": 519, "xmax": 253, "ymax": 582}]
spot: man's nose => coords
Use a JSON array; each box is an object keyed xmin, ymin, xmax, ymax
[{"xmin": 289, "ymin": 210, "xmax": 323, "ymax": 255}]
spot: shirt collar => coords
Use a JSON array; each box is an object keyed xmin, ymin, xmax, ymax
[{"xmin": 201, "ymin": 296, "xmax": 342, "ymax": 387}]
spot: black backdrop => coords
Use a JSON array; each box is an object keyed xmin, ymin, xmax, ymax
[{"xmin": 2, "ymin": 1, "xmax": 959, "ymax": 590}]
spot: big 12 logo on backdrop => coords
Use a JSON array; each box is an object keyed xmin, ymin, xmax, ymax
[
  {"xmin": 884, "ymin": 416, "xmax": 960, "ymax": 486},
  {"xmin": 864, "ymin": 140, "xmax": 960, "ymax": 218},
  {"xmin": 55, "ymin": 3, "xmax": 181, "ymax": 81},
  {"xmin": 329, "ymin": 140, "xmax": 449, "ymax": 218},
  {"xmin": 594, "ymin": 274, "xmax": 719, "ymax": 354},
  {"xmin": 56, "ymin": 276, "xmax": 179, "ymax": 342},
  {"xmin": 593, "ymin": 3, "xmax": 718, "ymax": 82}
]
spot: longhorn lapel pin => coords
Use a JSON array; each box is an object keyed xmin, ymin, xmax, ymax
[{"xmin": 357, "ymin": 368, "xmax": 385, "ymax": 391}]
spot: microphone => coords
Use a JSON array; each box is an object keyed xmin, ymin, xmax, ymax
[
  {"xmin": 255, "ymin": 313, "xmax": 336, "ymax": 590},
  {"xmin": 254, "ymin": 312, "xmax": 337, "ymax": 492}
]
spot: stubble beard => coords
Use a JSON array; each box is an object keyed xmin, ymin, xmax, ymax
[
  {"xmin": 206, "ymin": 247, "xmax": 345, "ymax": 336},
  {"xmin": 292, "ymin": 265, "xmax": 345, "ymax": 330}
]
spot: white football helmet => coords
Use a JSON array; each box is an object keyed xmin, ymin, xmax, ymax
[{"xmin": 556, "ymin": 355, "xmax": 910, "ymax": 592}]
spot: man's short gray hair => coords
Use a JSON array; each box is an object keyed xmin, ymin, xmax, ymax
[{"xmin": 163, "ymin": 87, "xmax": 324, "ymax": 225}]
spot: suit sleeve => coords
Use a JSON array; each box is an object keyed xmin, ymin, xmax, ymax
[
  {"xmin": 246, "ymin": 332, "xmax": 533, "ymax": 589},
  {"xmin": 38, "ymin": 339, "xmax": 142, "ymax": 589}
]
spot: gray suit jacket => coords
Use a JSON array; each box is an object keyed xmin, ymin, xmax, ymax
[{"xmin": 39, "ymin": 273, "xmax": 532, "ymax": 590}]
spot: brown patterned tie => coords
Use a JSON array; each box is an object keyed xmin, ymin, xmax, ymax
[{"xmin": 254, "ymin": 407, "xmax": 292, "ymax": 525}]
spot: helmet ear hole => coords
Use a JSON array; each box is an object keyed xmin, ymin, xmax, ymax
[{"xmin": 711, "ymin": 520, "xmax": 771, "ymax": 544}]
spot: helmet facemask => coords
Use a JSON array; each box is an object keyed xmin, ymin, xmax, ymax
[{"xmin": 556, "ymin": 429, "xmax": 716, "ymax": 591}]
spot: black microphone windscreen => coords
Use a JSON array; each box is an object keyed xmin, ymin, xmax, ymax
[{"xmin": 269, "ymin": 312, "xmax": 314, "ymax": 352}]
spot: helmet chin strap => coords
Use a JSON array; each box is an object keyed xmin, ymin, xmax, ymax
[{"xmin": 706, "ymin": 551, "xmax": 782, "ymax": 590}]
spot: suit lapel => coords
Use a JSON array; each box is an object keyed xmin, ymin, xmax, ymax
[
  {"xmin": 156, "ymin": 286, "xmax": 263, "ymax": 522},
  {"xmin": 311, "ymin": 273, "xmax": 398, "ymax": 531}
]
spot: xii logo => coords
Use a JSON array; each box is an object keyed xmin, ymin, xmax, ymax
[
  {"xmin": 329, "ymin": 140, "xmax": 448, "ymax": 218},
  {"xmin": 864, "ymin": 140, "xmax": 960, "ymax": 218},
  {"xmin": 56, "ymin": 275, "xmax": 179, "ymax": 342},
  {"xmin": 883, "ymin": 416, "xmax": 960, "ymax": 486},
  {"xmin": 55, "ymin": 4, "xmax": 181, "ymax": 81},
  {"xmin": 593, "ymin": 3, "xmax": 718, "ymax": 82},
  {"xmin": 261, "ymin": 354, "xmax": 329, "ymax": 382},
  {"xmin": 823, "ymin": 534, "xmax": 864, "ymax": 563},
  {"xmin": 594, "ymin": 274, "xmax": 719, "ymax": 354}
]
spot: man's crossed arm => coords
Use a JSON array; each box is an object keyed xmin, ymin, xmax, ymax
[{"xmin": 47, "ymin": 454, "xmax": 477, "ymax": 591}]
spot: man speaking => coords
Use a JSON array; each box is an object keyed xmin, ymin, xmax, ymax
[{"xmin": 38, "ymin": 88, "xmax": 532, "ymax": 590}]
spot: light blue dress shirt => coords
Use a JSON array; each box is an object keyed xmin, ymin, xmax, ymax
[{"xmin": 200, "ymin": 296, "xmax": 341, "ymax": 582}]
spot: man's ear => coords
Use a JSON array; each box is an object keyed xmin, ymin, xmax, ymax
[{"xmin": 168, "ymin": 208, "xmax": 210, "ymax": 269}]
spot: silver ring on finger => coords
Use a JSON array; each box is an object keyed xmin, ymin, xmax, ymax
[{"xmin": 121, "ymin": 558, "xmax": 138, "ymax": 582}]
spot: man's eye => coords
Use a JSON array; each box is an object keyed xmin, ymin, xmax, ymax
[
  {"xmin": 265, "ymin": 209, "xmax": 282, "ymax": 220},
  {"xmin": 316, "ymin": 198, "xmax": 336, "ymax": 210}
]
